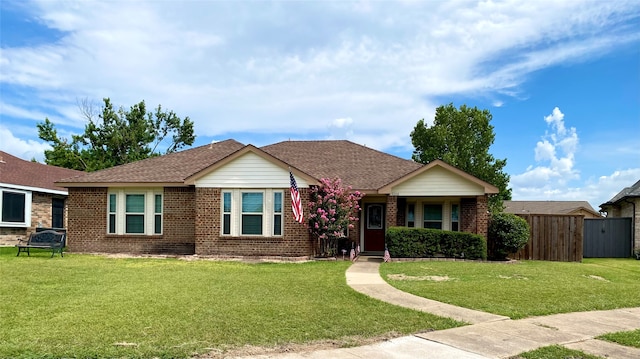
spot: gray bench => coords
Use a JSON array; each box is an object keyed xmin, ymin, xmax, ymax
[{"xmin": 16, "ymin": 230, "xmax": 66, "ymax": 257}]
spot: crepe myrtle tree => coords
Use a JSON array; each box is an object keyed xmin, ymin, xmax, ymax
[{"xmin": 308, "ymin": 178, "xmax": 364, "ymax": 257}]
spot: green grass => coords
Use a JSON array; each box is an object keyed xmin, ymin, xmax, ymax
[
  {"xmin": 380, "ymin": 259, "xmax": 640, "ymax": 319},
  {"xmin": 0, "ymin": 248, "xmax": 461, "ymax": 358},
  {"xmin": 598, "ymin": 329, "xmax": 640, "ymax": 349},
  {"xmin": 516, "ymin": 345, "xmax": 604, "ymax": 359}
]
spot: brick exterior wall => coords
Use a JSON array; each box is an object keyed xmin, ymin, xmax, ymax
[
  {"xmin": 195, "ymin": 187, "xmax": 314, "ymax": 256},
  {"xmin": 396, "ymin": 198, "xmax": 406, "ymax": 226},
  {"xmin": 0, "ymin": 192, "xmax": 68, "ymax": 245},
  {"xmin": 67, "ymin": 187, "xmax": 196, "ymax": 255},
  {"xmin": 476, "ymin": 195, "xmax": 489, "ymax": 238},
  {"xmin": 460, "ymin": 195, "xmax": 489, "ymax": 238},
  {"xmin": 386, "ymin": 195, "xmax": 398, "ymax": 230}
]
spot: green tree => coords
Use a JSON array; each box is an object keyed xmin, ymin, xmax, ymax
[
  {"xmin": 410, "ymin": 103, "xmax": 511, "ymax": 212},
  {"xmin": 37, "ymin": 98, "xmax": 195, "ymax": 171}
]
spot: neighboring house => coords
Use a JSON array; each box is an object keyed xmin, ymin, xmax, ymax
[
  {"xmin": 503, "ymin": 200, "xmax": 602, "ymax": 218},
  {"xmin": 0, "ymin": 151, "xmax": 84, "ymax": 244},
  {"xmin": 600, "ymin": 179, "xmax": 640, "ymax": 253},
  {"xmin": 56, "ymin": 140, "xmax": 499, "ymax": 256}
]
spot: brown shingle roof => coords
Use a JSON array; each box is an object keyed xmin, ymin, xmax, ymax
[
  {"xmin": 503, "ymin": 200, "xmax": 601, "ymax": 217},
  {"xmin": 260, "ymin": 140, "xmax": 421, "ymax": 190},
  {"xmin": 0, "ymin": 151, "xmax": 85, "ymax": 192},
  {"xmin": 57, "ymin": 139, "xmax": 245, "ymax": 185}
]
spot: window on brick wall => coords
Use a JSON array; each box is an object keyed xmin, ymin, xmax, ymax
[
  {"xmin": 273, "ymin": 192, "xmax": 282, "ymax": 236},
  {"xmin": 0, "ymin": 188, "xmax": 31, "ymax": 227},
  {"xmin": 107, "ymin": 189, "xmax": 162, "ymax": 235},
  {"xmin": 220, "ymin": 189, "xmax": 284, "ymax": 237},
  {"xmin": 52, "ymin": 198, "xmax": 65, "ymax": 228}
]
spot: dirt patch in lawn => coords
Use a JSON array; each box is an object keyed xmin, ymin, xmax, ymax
[
  {"xmin": 195, "ymin": 332, "xmax": 406, "ymax": 358},
  {"xmin": 387, "ymin": 273, "xmax": 453, "ymax": 282}
]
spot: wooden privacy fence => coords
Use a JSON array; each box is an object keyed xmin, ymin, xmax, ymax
[{"xmin": 511, "ymin": 214, "xmax": 583, "ymax": 262}]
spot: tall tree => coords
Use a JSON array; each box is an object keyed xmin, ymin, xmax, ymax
[
  {"xmin": 37, "ymin": 98, "xmax": 195, "ymax": 171},
  {"xmin": 410, "ymin": 103, "xmax": 511, "ymax": 212}
]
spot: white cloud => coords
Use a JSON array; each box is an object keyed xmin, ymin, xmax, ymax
[
  {"xmin": 511, "ymin": 107, "xmax": 580, "ymax": 191},
  {"xmin": 510, "ymin": 106, "xmax": 640, "ymax": 208},
  {"xmin": 0, "ymin": 125, "xmax": 51, "ymax": 162},
  {"xmin": 1, "ymin": 0, "xmax": 638, "ymax": 153}
]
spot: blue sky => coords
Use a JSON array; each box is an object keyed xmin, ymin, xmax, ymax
[{"xmin": 1, "ymin": 0, "xmax": 639, "ymax": 210}]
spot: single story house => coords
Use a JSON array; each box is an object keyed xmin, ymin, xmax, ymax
[
  {"xmin": 0, "ymin": 151, "xmax": 84, "ymax": 245},
  {"xmin": 503, "ymin": 200, "xmax": 601, "ymax": 218},
  {"xmin": 57, "ymin": 140, "xmax": 498, "ymax": 256},
  {"xmin": 600, "ymin": 179, "xmax": 640, "ymax": 253}
]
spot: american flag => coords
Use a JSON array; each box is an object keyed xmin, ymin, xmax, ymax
[
  {"xmin": 290, "ymin": 170, "xmax": 304, "ymax": 223},
  {"xmin": 383, "ymin": 247, "xmax": 391, "ymax": 262}
]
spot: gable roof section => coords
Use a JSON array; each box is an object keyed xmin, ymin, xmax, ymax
[
  {"xmin": 378, "ymin": 160, "xmax": 499, "ymax": 195},
  {"xmin": 504, "ymin": 200, "xmax": 600, "ymax": 217},
  {"xmin": 185, "ymin": 145, "xmax": 318, "ymax": 185},
  {"xmin": 601, "ymin": 179, "xmax": 640, "ymax": 207},
  {"xmin": 55, "ymin": 138, "xmax": 500, "ymax": 194},
  {"xmin": 261, "ymin": 140, "xmax": 422, "ymax": 191},
  {"xmin": 0, "ymin": 151, "xmax": 84, "ymax": 194},
  {"xmin": 57, "ymin": 140, "xmax": 245, "ymax": 187}
]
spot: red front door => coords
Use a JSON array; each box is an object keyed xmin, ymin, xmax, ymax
[{"xmin": 364, "ymin": 203, "xmax": 385, "ymax": 251}]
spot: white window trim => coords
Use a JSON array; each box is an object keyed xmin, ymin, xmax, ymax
[
  {"xmin": 0, "ymin": 187, "xmax": 32, "ymax": 228},
  {"xmin": 403, "ymin": 199, "xmax": 460, "ymax": 231},
  {"xmin": 107, "ymin": 189, "xmax": 162, "ymax": 235},
  {"xmin": 220, "ymin": 189, "xmax": 284, "ymax": 237}
]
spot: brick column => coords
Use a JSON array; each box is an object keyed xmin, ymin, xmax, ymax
[
  {"xmin": 476, "ymin": 195, "xmax": 489, "ymax": 239},
  {"xmin": 386, "ymin": 196, "xmax": 398, "ymax": 230}
]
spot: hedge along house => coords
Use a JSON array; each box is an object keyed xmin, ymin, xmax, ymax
[
  {"xmin": 0, "ymin": 151, "xmax": 84, "ymax": 245},
  {"xmin": 56, "ymin": 139, "xmax": 498, "ymax": 256}
]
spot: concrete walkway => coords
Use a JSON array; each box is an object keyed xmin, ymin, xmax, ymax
[{"xmin": 232, "ymin": 257, "xmax": 640, "ymax": 359}]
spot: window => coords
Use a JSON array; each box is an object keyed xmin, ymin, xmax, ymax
[
  {"xmin": 0, "ymin": 188, "xmax": 31, "ymax": 227},
  {"xmin": 407, "ymin": 204, "xmax": 415, "ymax": 228},
  {"xmin": 154, "ymin": 194, "xmax": 162, "ymax": 234},
  {"xmin": 52, "ymin": 198, "xmax": 65, "ymax": 228},
  {"xmin": 451, "ymin": 204, "xmax": 459, "ymax": 231},
  {"xmin": 220, "ymin": 189, "xmax": 284, "ymax": 237},
  {"xmin": 108, "ymin": 194, "xmax": 117, "ymax": 234},
  {"xmin": 107, "ymin": 189, "xmax": 162, "ymax": 235},
  {"xmin": 2, "ymin": 191, "xmax": 26, "ymax": 223},
  {"xmin": 222, "ymin": 192, "xmax": 232, "ymax": 235},
  {"xmin": 126, "ymin": 194, "xmax": 145, "ymax": 234},
  {"xmin": 423, "ymin": 204, "xmax": 442, "ymax": 229},
  {"xmin": 242, "ymin": 192, "xmax": 263, "ymax": 235},
  {"xmin": 367, "ymin": 204, "xmax": 383, "ymax": 229},
  {"xmin": 273, "ymin": 192, "xmax": 282, "ymax": 236}
]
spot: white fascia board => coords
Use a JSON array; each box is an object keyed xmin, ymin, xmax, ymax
[{"xmin": 0, "ymin": 182, "xmax": 68, "ymax": 196}]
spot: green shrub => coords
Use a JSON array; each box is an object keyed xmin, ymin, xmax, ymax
[
  {"xmin": 488, "ymin": 212, "xmax": 530, "ymax": 260},
  {"xmin": 386, "ymin": 227, "xmax": 487, "ymax": 260}
]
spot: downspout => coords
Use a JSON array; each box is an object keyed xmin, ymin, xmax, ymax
[{"xmin": 624, "ymin": 198, "xmax": 636, "ymax": 257}]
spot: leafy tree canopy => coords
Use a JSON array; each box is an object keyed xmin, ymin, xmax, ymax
[
  {"xmin": 37, "ymin": 98, "xmax": 195, "ymax": 171},
  {"xmin": 410, "ymin": 103, "xmax": 511, "ymax": 212}
]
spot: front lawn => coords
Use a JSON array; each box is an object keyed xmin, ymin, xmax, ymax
[
  {"xmin": 380, "ymin": 259, "xmax": 640, "ymax": 319},
  {"xmin": 515, "ymin": 345, "xmax": 604, "ymax": 359},
  {"xmin": 0, "ymin": 248, "xmax": 461, "ymax": 358},
  {"xmin": 598, "ymin": 329, "xmax": 640, "ymax": 349}
]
